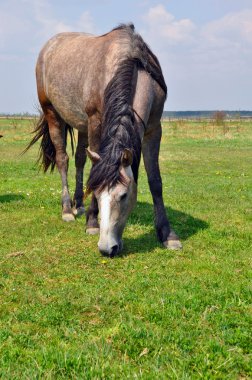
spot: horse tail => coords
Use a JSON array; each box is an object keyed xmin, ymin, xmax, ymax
[
  {"xmin": 23, "ymin": 112, "xmax": 74, "ymax": 172},
  {"xmin": 23, "ymin": 113, "xmax": 56, "ymax": 172}
]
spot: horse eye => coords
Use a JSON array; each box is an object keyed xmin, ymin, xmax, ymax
[{"xmin": 120, "ymin": 193, "xmax": 127, "ymax": 201}]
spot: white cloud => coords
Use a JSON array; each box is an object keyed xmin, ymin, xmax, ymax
[
  {"xmin": 0, "ymin": 0, "xmax": 96, "ymax": 56},
  {"xmin": 24, "ymin": 0, "xmax": 74, "ymax": 40},
  {"xmin": 141, "ymin": 5, "xmax": 252, "ymax": 109},
  {"xmin": 204, "ymin": 9, "xmax": 252, "ymax": 43},
  {"xmin": 0, "ymin": 7, "xmax": 30, "ymax": 49},
  {"xmin": 0, "ymin": 0, "xmax": 97, "ymax": 112},
  {"xmin": 22, "ymin": 0, "xmax": 95, "ymax": 41},
  {"xmin": 143, "ymin": 5, "xmax": 252, "ymax": 52},
  {"xmin": 143, "ymin": 4, "xmax": 196, "ymax": 45},
  {"xmin": 76, "ymin": 11, "xmax": 96, "ymax": 34},
  {"xmin": 196, "ymin": 10, "xmax": 252, "ymax": 75}
]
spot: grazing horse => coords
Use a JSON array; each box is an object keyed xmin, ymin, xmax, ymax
[{"xmin": 26, "ymin": 24, "xmax": 182, "ymax": 256}]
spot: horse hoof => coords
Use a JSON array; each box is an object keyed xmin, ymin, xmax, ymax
[
  {"xmin": 62, "ymin": 213, "xmax": 75, "ymax": 222},
  {"xmin": 86, "ymin": 227, "xmax": 100, "ymax": 235},
  {"xmin": 163, "ymin": 239, "xmax": 183, "ymax": 250},
  {"xmin": 73, "ymin": 206, "xmax": 85, "ymax": 217}
]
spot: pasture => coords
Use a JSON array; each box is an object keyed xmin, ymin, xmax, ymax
[{"xmin": 0, "ymin": 117, "xmax": 251, "ymax": 379}]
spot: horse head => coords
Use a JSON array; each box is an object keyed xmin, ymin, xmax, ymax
[{"xmin": 87, "ymin": 148, "xmax": 137, "ymax": 256}]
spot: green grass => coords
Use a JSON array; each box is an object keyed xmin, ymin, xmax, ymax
[{"xmin": 0, "ymin": 118, "xmax": 251, "ymax": 379}]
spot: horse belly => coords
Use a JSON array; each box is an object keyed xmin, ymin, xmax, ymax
[
  {"xmin": 42, "ymin": 75, "xmax": 89, "ymax": 132},
  {"xmin": 53, "ymin": 100, "xmax": 88, "ymax": 132}
]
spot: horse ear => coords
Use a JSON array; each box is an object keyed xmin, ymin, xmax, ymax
[
  {"xmin": 121, "ymin": 148, "xmax": 133, "ymax": 167},
  {"xmin": 86, "ymin": 148, "xmax": 101, "ymax": 164}
]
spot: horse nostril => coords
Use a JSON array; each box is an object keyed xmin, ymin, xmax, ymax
[{"xmin": 110, "ymin": 244, "xmax": 119, "ymax": 257}]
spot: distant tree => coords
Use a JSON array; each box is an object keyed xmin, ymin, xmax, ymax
[{"xmin": 213, "ymin": 111, "xmax": 226, "ymax": 126}]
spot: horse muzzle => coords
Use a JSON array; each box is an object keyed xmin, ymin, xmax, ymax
[{"xmin": 98, "ymin": 240, "xmax": 123, "ymax": 257}]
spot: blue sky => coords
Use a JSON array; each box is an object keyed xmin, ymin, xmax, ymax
[{"xmin": 1, "ymin": 0, "xmax": 252, "ymax": 112}]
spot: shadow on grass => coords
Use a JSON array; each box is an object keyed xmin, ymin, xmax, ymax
[
  {"xmin": 0, "ymin": 194, "xmax": 25, "ymax": 203},
  {"xmin": 120, "ymin": 201, "xmax": 208, "ymax": 256}
]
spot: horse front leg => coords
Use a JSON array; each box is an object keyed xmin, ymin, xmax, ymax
[
  {"xmin": 86, "ymin": 194, "xmax": 99, "ymax": 235},
  {"xmin": 45, "ymin": 106, "xmax": 74, "ymax": 222},
  {"xmin": 73, "ymin": 131, "xmax": 88, "ymax": 217},
  {"xmin": 85, "ymin": 112, "xmax": 101, "ymax": 235},
  {"xmin": 142, "ymin": 123, "xmax": 182, "ymax": 249}
]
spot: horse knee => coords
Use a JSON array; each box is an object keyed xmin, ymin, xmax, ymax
[
  {"xmin": 56, "ymin": 152, "xmax": 69, "ymax": 171},
  {"xmin": 148, "ymin": 177, "xmax": 162, "ymax": 198},
  {"xmin": 75, "ymin": 150, "xmax": 87, "ymax": 167}
]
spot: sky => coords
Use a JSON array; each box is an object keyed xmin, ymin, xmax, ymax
[{"xmin": 1, "ymin": 0, "xmax": 252, "ymax": 113}]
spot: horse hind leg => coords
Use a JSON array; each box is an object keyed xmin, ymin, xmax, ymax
[
  {"xmin": 44, "ymin": 105, "xmax": 75, "ymax": 222},
  {"xmin": 73, "ymin": 130, "xmax": 88, "ymax": 217}
]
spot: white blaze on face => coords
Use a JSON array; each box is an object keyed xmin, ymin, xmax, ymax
[
  {"xmin": 98, "ymin": 188, "xmax": 117, "ymax": 254},
  {"xmin": 97, "ymin": 165, "xmax": 136, "ymax": 255},
  {"xmin": 99, "ymin": 190, "xmax": 111, "ymax": 235}
]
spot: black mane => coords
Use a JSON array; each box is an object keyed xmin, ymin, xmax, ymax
[{"xmin": 87, "ymin": 24, "xmax": 167, "ymax": 192}]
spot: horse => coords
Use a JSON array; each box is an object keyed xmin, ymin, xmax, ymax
[{"xmin": 26, "ymin": 23, "xmax": 182, "ymax": 256}]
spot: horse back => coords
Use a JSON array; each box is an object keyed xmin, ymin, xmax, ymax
[{"xmin": 36, "ymin": 31, "xmax": 133, "ymax": 130}]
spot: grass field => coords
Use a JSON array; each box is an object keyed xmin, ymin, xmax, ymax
[{"xmin": 0, "ymin": 117, "xmax": 251, "ymax": 379}]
